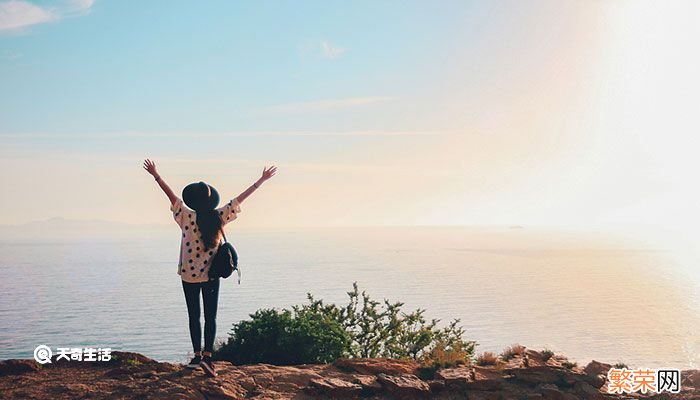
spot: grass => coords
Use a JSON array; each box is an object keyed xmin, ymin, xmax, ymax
[
  {"xmin": 501, "ymin": 344, "xmax": 526, "ymax": 361},
  {"xmin": 562, "ymin": 360, "xmax": 577, "ymax": 369},
  {"xmin": 476, "ymin": 351, "xmax": 498, "ymax": 366}
]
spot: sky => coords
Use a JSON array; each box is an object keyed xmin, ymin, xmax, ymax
[{"xmin": 1, "ymin": 0, "xmax": 699, "ymax": 231}]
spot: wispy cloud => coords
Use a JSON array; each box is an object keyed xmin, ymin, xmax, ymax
[
  {"xmin": 300, "ymin": 39, "xmax": 345, "ymax": 59},
  {"xmin": 262, "ymin": 96, "xmax": 394, "ymax": 114},
  {"xmin": 0, "ymin": 0, "xmax": 93, "ymax": 32},
  {"xmin": 0, "ymin": 1, "xmax": 56, "ymax": 31}
]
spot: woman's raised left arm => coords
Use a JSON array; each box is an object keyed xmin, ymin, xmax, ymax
[{"xmin": 236, "ymin": 165, "xmax": 277, "ymax": 204}]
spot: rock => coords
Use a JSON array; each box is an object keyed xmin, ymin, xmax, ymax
[
  {"xmin": 584, "ymin": 360, "xmax": 611, "ymax": 377},
  {"xmin": 467, "ymin": 390, "xmax": 507, "ymax": 400},
  {"xmin": 352, "ymin": 374, "xmax": 382, "ymax": 392},
  {"xmin": 682, "ymin": 369, "xmax": 700, "ymax": 389},
  {"xmin": 199, "ymin": 380, "xmax": 248, "ymax": 400},
  {"xmin": 307, "ymin": 377, "xmax": 363, "ymax": 397},
  {"xmin": 0, "ymin": 350, "xmax": 696, "ymax": 399},
  {"xmin": 582, "ymin": 360, "xmax": 611, "ymax": 389},
  {"xmin": 434, "ymin": 366, "xmax": 471, "ymax": 386},
  {"xmin": 538, "ymin": 383, "xmax": 567, "ymax": 400},
  {"xmin": 510, "ymin": 366, "xmax": 564, "ymax": 385},
  {"xmin": 103, "ymin": 367, "xmax": 132, "ymax": 379},
  {"xmin": 334, "ymin": 357, "xmax": 419, "ymax": 375},
  {"xmin": 377, "ymin": 372, "xmax": 430, "ymax": 398},
  {"xmin": 466, "ymin": 378, "xmax": 503, "ymax": 391},
  {"xmin": 574, "ymin": 380, "xmax": 607, "ymax": 399},
  {"xmin": 0, "ymin": 359, "xmax": 39, "ymax": 376},
  {"xmin": 428, "ymin": 379, "xmax": 445, "ymax": 393},
  {"xmin": 435, "ymin": 365, "xmax": 504, "ymax": 391}
]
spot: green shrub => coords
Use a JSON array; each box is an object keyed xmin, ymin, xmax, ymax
[
  {"xmin": 214, "ymin": 283, "xmax": 477, "ymax": 366},
  {"xmin": 213, "ymin": 308, "xmax": 351, "ymax": 365}
]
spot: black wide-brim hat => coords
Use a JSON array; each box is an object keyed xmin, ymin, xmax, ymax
[{"xmin": 182, "ymin": 181, "xmax": 220, "ymax": 212}]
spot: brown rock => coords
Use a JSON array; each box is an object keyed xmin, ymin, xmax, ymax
[
  {"xmin": 466, "ymin": 390, "xmax": 508, "ymax": 400},
  {"xmin": 428, "ymin": 379, "xmax": 445, "ymax": 393},
  {"xmin": 199, "ymin": 379, "xmax": 248, "ymax": 400},
  {"xmin": 582, "ymin": 360, "xmax": 611, "ymax": 389},
  {"xmin": 377, "ymin": 373, "xmax": 430, "ymax": 398},
  {"xmin": 574, "ymin": 380, "xmax": 608, "ymax": 400},
  {"xmin": 682, "ymin": 369, "xmax": 700, "ymax": 389},
  {"xmin": 466, "ymin": 378, "xmax": 503, "ymax": 391},
  {"xmin": 0, "ymin": 359, "xmax": 39, "ymax": 376},
  {"xmin": 510, "ymin": 366, "xmax": 564, "ymax": 385},
  {"xmin": 537, "ymin": 383, "xmax": 567, "ymax": 400},
  {"xmin": 584, "ymin": 360, "xmax": 611, "ymax": 377},
  {"xmin": 434, "ymin": 366, "xmax": 471, "ymax": 385},
  {"xmin": 334, "ymin": 357, "xmax": 419, "ymax": 375},
  {"xmin": 1, "ymin": 351, "xmax": 698, "ymax": 400},
  {"xmin": 103, "ymin": 367, "xmax": 131, "ymax": 379},
  {"xmin": 307, "ymin": 377, "xmax": 363, "ymax": 397},
  {"xmin": 352, "ymin": 374, "xmax": 382, "ymax": 391}
]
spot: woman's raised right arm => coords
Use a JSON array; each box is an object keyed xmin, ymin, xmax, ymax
[{"xmin": 143, "ymin": 159, "xmax": 178, "ymax": 206}]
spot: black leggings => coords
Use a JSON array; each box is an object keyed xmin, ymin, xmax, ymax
[{"xmin": 181, "ymin": 278, "xmax": 220, "ymax": 353}]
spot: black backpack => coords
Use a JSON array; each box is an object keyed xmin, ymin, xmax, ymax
[{"xmin": 208, "ymin": 229, "xmax": 240, "ymax": 283}]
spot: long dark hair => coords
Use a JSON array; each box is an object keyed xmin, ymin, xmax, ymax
[
  {"xmin": 196, "ymin": 210, "xmax": 223, "ymax": 250},
  {"xmin": 182, "ymin": 181, "xmax": 223, "ymax": 250}
]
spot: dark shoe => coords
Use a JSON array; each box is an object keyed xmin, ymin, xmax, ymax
[
  {"xmin": 200, "ymin": 356, "xmax": 217, "ymax": 377},
  {"xmin": 186, "ymin": 355, "xmax": 201, "ymax": 369}
]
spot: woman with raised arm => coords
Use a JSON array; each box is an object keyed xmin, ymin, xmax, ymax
[{"xmin": 143, "ymin": 159, "xmax": 277, "ymax": 377}]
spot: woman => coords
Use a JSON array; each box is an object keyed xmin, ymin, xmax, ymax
[{"xmin": 143, "ymin": 159, "xmax": 277, "ymax": 377}]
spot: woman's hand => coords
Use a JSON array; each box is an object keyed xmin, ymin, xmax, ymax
[
  {"xmin": 143, "ymin": 159, "xmax": 159, "ymax": 178},
  {"xmin": 260, "ymin": 165, "xmax": 277, "ymax": 182},
  {"xmin": 238, "ymin": 165, "xmax": 277, "ymax": 203},
  {"xmin": 144, "ymin": 159, "xmax": 177, "ymax": 205}
]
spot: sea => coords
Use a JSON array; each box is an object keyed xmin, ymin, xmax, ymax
[{"xmin": 0, "ymin": 226, "xmax": 697, "ymax": 368}]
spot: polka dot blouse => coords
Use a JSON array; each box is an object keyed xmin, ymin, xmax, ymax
[{"xmin": 170, "ymin": 196, "xmax": 241, "ymax": 283}]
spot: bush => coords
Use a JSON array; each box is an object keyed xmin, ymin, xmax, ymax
[
  {"xmin": 303, "ymin": 283, "xmax": 476, "ymax": 361},
  {"xmin": 213, "ymin": 308, "xmax": 351, "ymax": 365},
  {"xmin": 420, "ymin": 320, "xmax": 476, "ymax": 367},
  {"xmin": 501, "ymin": 344, "xmax": 526, "ymax": 361},
  {"xmin": 214, "ymin": 283, "xmax": 477, "ymax": 366},
  {"xmin": 476, "ymin": 351, "xmax": 498, "ymax": 366}
]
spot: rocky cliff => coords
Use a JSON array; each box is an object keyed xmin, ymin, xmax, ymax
[{"xmin": 1, "ymin": 350, "xmax": 698, "ymax": 399}]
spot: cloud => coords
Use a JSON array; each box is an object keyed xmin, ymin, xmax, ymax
[
  {"xmin": 262, "ymin": 96, "xmax": 394, "ymax": 114},
  {"xmin": 0, "ymin": 1, "xmax": 56, "ymax": 31},
  {"xmin": 0, "ymin": 0, "xmax": 93, "ymax": 32},
  {"xmin": 300, "ymin": 39, "xmax": 345, "ymax": 59}
]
